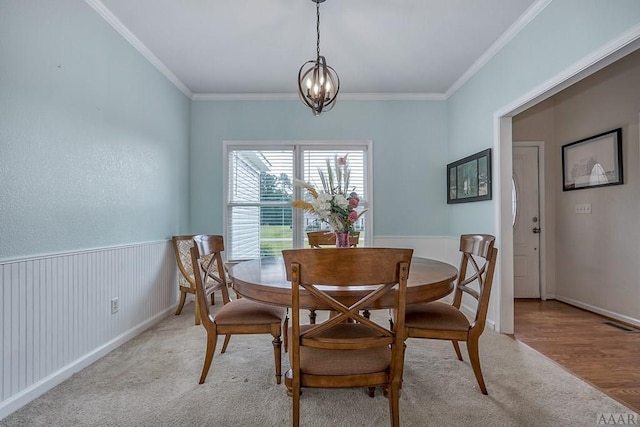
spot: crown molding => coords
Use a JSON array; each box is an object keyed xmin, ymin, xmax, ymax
[
  {"xmin": 445, "ymin": 0, "xmax": 553, "ymax": 99},
  {"xmin": 192, "ymin": 93, "xmax": 298, "ymax": 101},
  {"xmin": 88, "ymin": 0, "xmax": 549, "ymax": 103},
  {"xmin": 192, "ymin": 92, "xmax": 446, "ymax": 101},
  {"xmin": 496, "ymin": 22, "xmax": 640, "ymax": 118},
  {"xmin": 85, "ymin": 0, "xmax": 193, "ymax": 98},
  {"xmin": 339, "ymin": 93, "xmax": 446, "ymax": 101}
]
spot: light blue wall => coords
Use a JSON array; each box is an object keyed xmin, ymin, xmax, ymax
[
  {"xmin": 5, "ymin": 1, "xmax": 636, "ymax": 256},
  {"xmin": 189, "ymin": 100, "xmax": 448, "ymax": 236},
  {"xmin": 0, "ymin": 1, "xmax": 191, "ymax": 259},
  {"xmin": 447, "ymin": 0, "xmax": 640, "ymax": 235}
]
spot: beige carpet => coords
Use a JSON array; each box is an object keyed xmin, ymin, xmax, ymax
[{"xmin": 1, "ymin": 301, "xmax": 633, "ymax": 426}]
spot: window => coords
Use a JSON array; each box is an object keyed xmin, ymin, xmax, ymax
[{"xmin": 225, "ymin": 142, "xmax": 371, "ymax": 261}]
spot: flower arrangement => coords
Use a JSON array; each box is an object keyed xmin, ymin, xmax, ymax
[{"xmin": 292, "ymin": 155, "xmax": 366, "ymax": 234}]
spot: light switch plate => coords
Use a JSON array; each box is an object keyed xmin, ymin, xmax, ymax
[{"xmin": 575, "ymin": 203, "xmax": 592, "ymax": 214}]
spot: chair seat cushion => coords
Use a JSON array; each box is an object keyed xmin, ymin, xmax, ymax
[
  {"xmin": 215, "ymin": 298, "xmax": 285, "ymax": 325},
  {"xmin": 289, "ymin": 324, "xmax": 391, "ymax": 376},
  {"xmin": 405, "ymin": 301, "xmax": 470, "ymax": 332}
]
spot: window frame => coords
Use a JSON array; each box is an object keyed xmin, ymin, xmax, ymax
[{"xmin": 223, "ymin": 141, "xmax": 373, "ymax": 261}]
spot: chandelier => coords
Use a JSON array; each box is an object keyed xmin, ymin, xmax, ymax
[{"xmin": 297, "ymin": 0, "xmax": 340, "ymax": 116}]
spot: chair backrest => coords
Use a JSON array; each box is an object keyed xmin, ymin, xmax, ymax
[
  {"xmin": 452, "ymin": 234, "xmax": 498, "ymax": 333},
  {"xmin": 173, "ymin": 234, "xmax": 228, "ymax": 288},
  {"xmin": 190, "ymin": 235, "xmax": 232, "ymax": 325},
  {"xmin": 307, "ymin": 231, "xmax": 360, "ymax": 248},
  {"xmin": 282, "ymin": 247, "xmax": 412, "ymax": 362},
  {"xmin": 172, "ymin": 235, "xmax": 198, "ymax": 287}
]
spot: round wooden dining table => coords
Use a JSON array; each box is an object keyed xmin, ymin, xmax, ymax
[{"xmin": 228, "ymin": 256, "xmax": 458, "ymax": 309}]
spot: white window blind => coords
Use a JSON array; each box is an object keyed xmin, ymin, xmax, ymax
[{"xmin": 225, "ymin": 143, "xmax": 371, "ymax": 261}]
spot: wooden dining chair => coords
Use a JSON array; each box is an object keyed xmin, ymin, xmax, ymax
[
  {"xmin": 282, "ymin": 247, "xmax": 413, "ymax": 427},
  {"xmin": 305, "ymin": 231, "xmax": 361, "ymax": 325},
  {"xmin": 190, "ymin": 235, "xmax": 287, "ymax": 384},
  {"xmin": 306, "ymin": 230, "xmax": 360, "ymax": 248},
  {"xmin": 404, "ymin": 234, "xmax": 497, "ymax": 394},
  {"xmin": 172, "ymin": 235, "xmax": 230, "ymax": 325}
]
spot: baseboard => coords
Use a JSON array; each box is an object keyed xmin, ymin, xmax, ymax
[
  {"xmin": 0, "ymin": 305, "xmax": 176, "ymax": 420},
  {"xmin": 554, "ymin": 296, "xmax": 640, "ymax": 329}
]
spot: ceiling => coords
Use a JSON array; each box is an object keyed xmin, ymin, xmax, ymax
[{"xmin": 92, "ymin": 0, "xmax": 540, "ymax": 99}]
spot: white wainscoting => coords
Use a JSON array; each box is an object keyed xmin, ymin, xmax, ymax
[
  {"xmin": 373, "ymin": 235, "xmax": 460, "ymax": 266},
  {"xmin": 0, "ymin": 240, "xmax": 177, "ymax": 420}
]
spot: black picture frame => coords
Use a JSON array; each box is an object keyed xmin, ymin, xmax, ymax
[
  {"xmin": 447, "ymin": 148, "xmax": 492, "ymax": 204},
  {"xmin": 562, "ymin": 128, "xmax": 623, "ymax": 191}
]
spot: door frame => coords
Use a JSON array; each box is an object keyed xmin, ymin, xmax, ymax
[
  {"xmin": 513, "ymin": 141, "xmax": 547, "ymax": 300},
  {"xmin": 493, "ymin": 34, "xmax": 640, "ymax": 334}
]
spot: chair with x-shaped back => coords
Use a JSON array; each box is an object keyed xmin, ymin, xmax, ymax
[
  {"xmin": 283, "ymin": 247, "xmax": 413, "ymax": 427},
  {"xmin": 307, "ymin": 230, "xmax": 360, "ymax": 248},
  {"xmin": 191, "ymin": 234, "xmax": 287, "ymax": 384},
  {"xmin": 172, "ymin": 235, "xmax": 231, "ymax": 325},
  {"xmin": 404, "ymin": 234, "xmax": 497, "ymax": 394}
]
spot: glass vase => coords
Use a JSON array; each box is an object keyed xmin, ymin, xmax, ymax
[{"xmin": 335, "ymin": 232, "xmax": 350, "ymax": 248}]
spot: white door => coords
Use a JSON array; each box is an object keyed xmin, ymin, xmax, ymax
[{"xmin": 513, "ymin": 146, "xmax": 540, "ymax": 298}]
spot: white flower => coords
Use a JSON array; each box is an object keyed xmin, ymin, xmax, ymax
[
  {"xmin": 333, "ymin": 194, "xmax": 349, "ymax": 209},
  {"xmin": 292, "ymin": 154, "xmax": 367, "ymax": 234},
  {"xmin": 316, "ymin": 192, "xmax": 332, "ymax": 203}
]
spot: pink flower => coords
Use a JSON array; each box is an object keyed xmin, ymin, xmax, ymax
[
  {"xmin": 348, "ymin": 211, "xmax": 359, "ymax": 222},
  {"xmin": 337, "ymin": 157, "xmax": 346, "ymax": 166},
  {"xmin": 348, "ymin": 197, "xmax": 359, "ymax": 208}
]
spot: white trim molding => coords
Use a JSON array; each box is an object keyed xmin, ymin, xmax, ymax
[
  {"xmin": 86, "ymin": 0, "xmax": 548, "ymax": 103},
  {"xmin": 445, "ymin": 0, "xmax": 553, "ymax": 98},
  {"xmin": 555, "ymin": 296, "xmax": 640, "ymax": 329},
  {"xmin": 192, "ymin": 92, "xmax": 446, "ymax": 102},
  {"xmin": 85, "ymin": 0, "xmax": 192, "ymax": 98}
]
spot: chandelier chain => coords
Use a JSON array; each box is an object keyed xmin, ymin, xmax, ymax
[{"xmin": 316, "ymin": 1, "xmax": 320, "ymax": 59}]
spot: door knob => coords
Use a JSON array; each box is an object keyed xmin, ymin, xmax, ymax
[{"xmin": 532, "ymin": 227, "xmax": 541, "ymax": 234}]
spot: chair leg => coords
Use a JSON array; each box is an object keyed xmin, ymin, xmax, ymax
[
  {"xmin": 452, "ymin": 340, "xmax": 463, "ymax": 361},
  {"xmin": 220, "ymin": 334, "xmax": 231, "ymax": 353},
  {"xmin": 194, "ymin": 300, "xmax": 201, "ymax": 326},
  {"xmin": 467, "ymin": 338, "xmax": 487, "ymax": 395},
  {"xmin": 388, "ymin": 381, "xmax": 401, "ymax": 427},
  {"xmin": 199, "ymin": 330, "xmax": 218, "ymax": 384},
  {"xmin": 175, "ymin": 291, "xmax": 187, "ymax": 315},
  {"xmin": 285, "ymin": 369, "xmax": 294, "ymax": 396},
  {"xmin": 210, "ymin": 292, "xmax": 215, "ymax": 306},
  {"xmin": 283, "ymin": 316, "xmax": 289, "ymax": 353},
  {"xmin": 293, "ymin": 382, "xmax": 301, "ymax": 427},
  {"xmin": 272, "ymin": 334, "xmax": 282, "ymax": 385},
  {"xmin": 308, "ymin": 309, "xmax": 317, "ymax": 324}
]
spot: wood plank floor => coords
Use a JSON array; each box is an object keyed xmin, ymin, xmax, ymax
[{"xmin": 513, "ymin": 299, "xmax": 640, "ymax": 413}]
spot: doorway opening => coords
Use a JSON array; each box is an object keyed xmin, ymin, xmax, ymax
[{"xmin": 495, "ymin": 35, "xmax": 640, "ymax": 334}]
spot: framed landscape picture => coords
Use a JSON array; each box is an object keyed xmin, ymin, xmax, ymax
[
  {"xmin": 447, "ymin": 148, "xmax": 492, "ymax": 204},
  {"xmin": 562, "ymin": 128, "xmax": 623, "ymax": 191}
]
